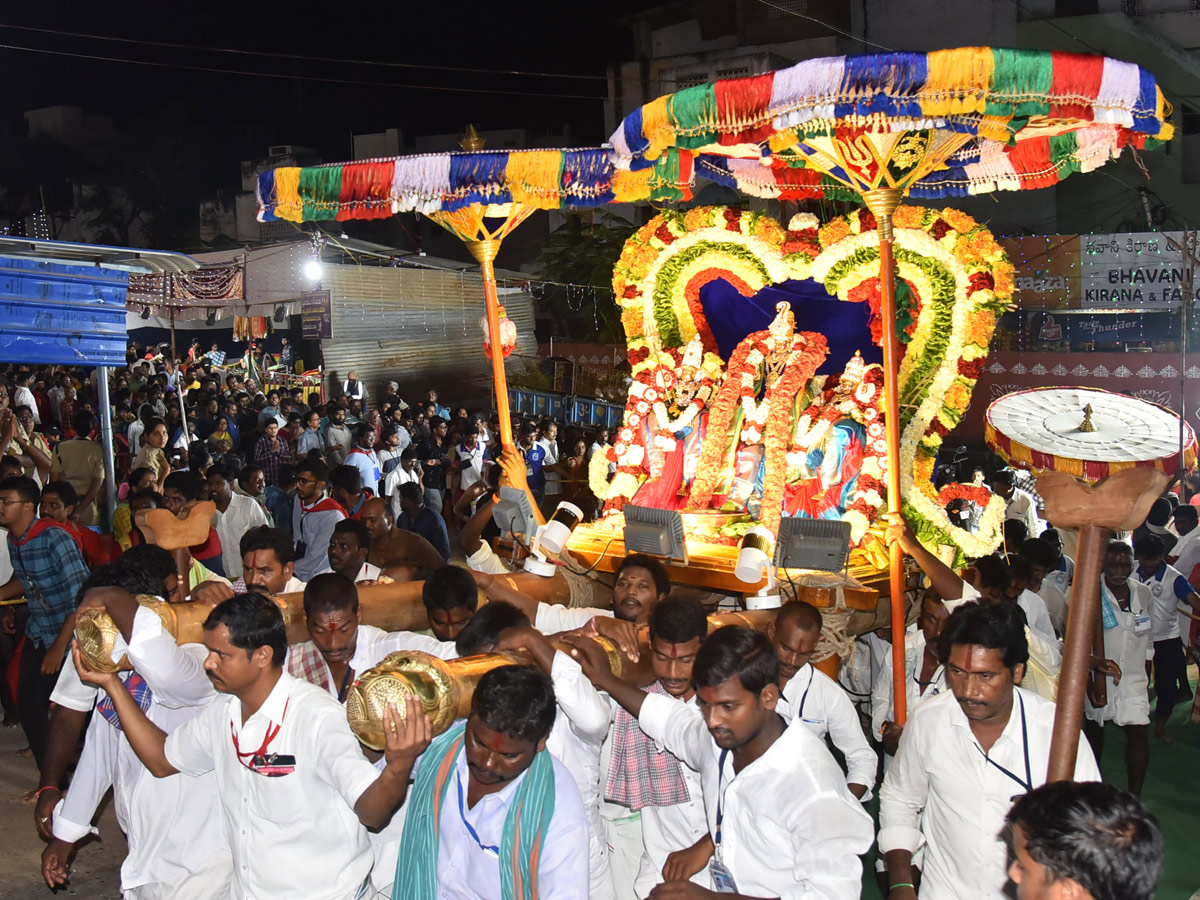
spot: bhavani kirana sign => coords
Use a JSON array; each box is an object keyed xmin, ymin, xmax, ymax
[{"xmin": 1081, "ymin": 231, "xmax": 1198, "ymax": 308}]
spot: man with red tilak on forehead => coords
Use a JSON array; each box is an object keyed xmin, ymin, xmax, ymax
[
  {"xmin": 287, "ymin": 573, "xmax": 457, "ymax": 704},
  {"xmin": 284, "ymin": 573, "xmax": 459, "ymax": 899}
]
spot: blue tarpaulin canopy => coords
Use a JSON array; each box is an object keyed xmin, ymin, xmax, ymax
[
  {"xmin": 0, "ymin": 257, "xmax": 130, "ymax": 366},
  {"xmin": 0, "ymin": 237, "xmax": 198, "ymax": 367}
]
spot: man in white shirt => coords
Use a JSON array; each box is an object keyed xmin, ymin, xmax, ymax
[
  {"xmin": 577, "ymin": 626, "xmax": 874, "ymax": 900},
  {"xmin": 321, "ymin": 518, "xmax": 383, "ymax": 583},
  {"xmin": 287, "ymin": 572, "xmax": 457, "ymax": 701},
  {"xmin": 1040, "ymin": 527, "xmax": 1075, "ymax": 597},
  {"xmin": 206, "ymin": 464, "xmax": 271, "ymax": 579},
  {"xmin": 33, "ymin": 543, "xmax": 193, "ymax": 838},
  {"xmin": 539, "ymin": 419, "xmax": 562, "ymax": 514},
  {"xmin": 71, "ymin": 592, "xmax": 428, "ymax": 900},
  {"xmin": 607, "ymin": 597, "xmax": 713, "ymax": 900},
  {"xmin": 14, "ymin": 371, "xmax": 39, "ymax": 425},
  {"xmin": 41, "ymin": 561, "xmax": 232, "ymax": 899},
  {"xmin": 1168, "ymin": 504, "xmax": 1200, "ymax": 582},
  {"xmin": 993, "ymin": 470, "xmax": 1040, "ymax": 538},
  {"xmin": 286, "ymin": 572, "xmax": 456, "ymax": 898},
  {"xmin": 879, "ymin": 601, "xmax": 1101, "ymax": 900},
  {"xmin": 1169, "ymin": 504, "xmax": 1200, "ymax": 567},
  {"xmin": 456, "ymin": 429, "xmax": 489, "ymax": 493},
  {"xmin": 384, "ymin": 448, "xmax": 422, "ymax": 520},
  {"xmin": 1019, "ymin": 537, "xmax": 1070, "ymax": 637},
  {"xmin": 1006, "ymin": 556, "xmax": 1060, "ymax": 640},
  {"xmin": 1132, "ymin": 532, "xmax": 1200, "ymax": 741},
  {"xmin": 768, "ymin": 600, "xmax": 876, "ymax": 800},
  {"xmin": 346, "ymin": 424, "xmax": 382, "ymax": 496},
  {"xmin": 1084, "ymin": 541, "xmax": 1152, "ymax": 796},
  {"xmin": 871, "ymin": 591, "xmax": 950, "ymax": 756},
  {"xmin": 460, "ymin": 603, "xmax": 616, "ymax": 900},
  {"xmin": 394, "ymin": 663, "xmax": 590, "ymax": 900}
]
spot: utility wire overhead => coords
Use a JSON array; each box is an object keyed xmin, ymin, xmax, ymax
[
  {"xmin": 0, "ymin": 41, "xmax": 607, "ymax": 100},
  {"xmin": 0, "ymin": 22, "xmax": 608, "ymax": 81}
]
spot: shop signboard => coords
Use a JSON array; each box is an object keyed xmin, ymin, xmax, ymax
[
  {"xmin": 301, "ymin": 289, "xmax": 332, "ymax": 340},
  {"xmin": 1080, "ymin": 231, "xmax": 1198, "ymax": 309},
  {"xmin": 999, "ymin": 235, "xmax": 1080, "ymax": 309}
]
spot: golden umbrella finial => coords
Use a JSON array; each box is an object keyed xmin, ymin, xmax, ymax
[
  {"xmin": 1078, "ymin": 403, "xmax": 1096, "ymax": 433},
  {"xmin": 460, "ymin": 124, "xmax": 486, "ymax": 152}
]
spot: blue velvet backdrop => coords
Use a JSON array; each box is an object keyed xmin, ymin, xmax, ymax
[{"xmin": 697, "ymin": 277, "xmax": 883, "ymax": 374}]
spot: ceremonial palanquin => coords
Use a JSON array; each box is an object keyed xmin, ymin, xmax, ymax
[{"xmin": 577, "ymin": 204, "xmax": 1013, "ymax": 572}]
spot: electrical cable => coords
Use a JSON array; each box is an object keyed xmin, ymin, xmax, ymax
[
  {"xmin": 0, "ymin": 21, "xmax": 608, "ymax": 81},
  {"xmin": 750, "ymin": 0, "xmax": 894, "ymax": 51},
  {"xmin": 0, "ymin": 40, "xmax": 607, "ymax": 100}
]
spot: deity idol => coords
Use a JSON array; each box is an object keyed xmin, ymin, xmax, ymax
[
  {"xmin": 784, "ymin": 353, "xmax": 886, "ymax": 521},
  {"xmin": 685, "ymin": 303, "xmax": 828, "ymax": 532},
  {"xmin": 629, "ymin": 335, "xmax": 720, "ymax": 509}
]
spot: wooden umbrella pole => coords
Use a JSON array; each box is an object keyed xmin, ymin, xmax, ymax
[
  {"xmin": 1048, "ymin": 523, "xmax": 1106, "ymax": 780},
  {"xmin": 865, "ymin": 189, "xmax": 908, "ymax": 725},
  {"xmin": 1036, "ymin": 466, "xmax": 1168, "ymax": 780},
  {"xmin": 468, "ymin": 239, "xmax": 514, "ymax": 450}
]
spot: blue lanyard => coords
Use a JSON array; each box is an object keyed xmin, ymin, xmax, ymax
[
  {"xmin": 795, "ymin": 669, "xmax": 814, "ymax": 719},
  {"xmin": 974, "ymin": 694, "xmax": 1031, "ymax": 795},
  {"xmin": 714, "ymin": 749, "xmax": 731, "ymax": 848},
  {"xmin": 456, "ymin": 767, "xmax": 500, "ymax": 855},
  {"xmin": 914, "ymin": 664, "xmax": 943, "ymax": 697}
]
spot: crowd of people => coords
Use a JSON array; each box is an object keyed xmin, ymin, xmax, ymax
[{"xmin": 0, "ymin": 347, "xmax": 1178, "ymax": 900}]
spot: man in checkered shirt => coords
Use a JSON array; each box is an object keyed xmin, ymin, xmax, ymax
[{"xmin": 0, "ymin": 475, "xmax": 90, "ymax": 770}]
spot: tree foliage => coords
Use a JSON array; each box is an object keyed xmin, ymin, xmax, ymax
[{"xmin": 533, "ymin": 211, "xmax": 636, "ymax": 344}]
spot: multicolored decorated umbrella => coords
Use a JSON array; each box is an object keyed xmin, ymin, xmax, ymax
[
  {"xmin": 606, "ymin": 46, "xmax": 1173, "ymax": 728},
  {"xmin": 255, "ymin": 140, "xmax": 846, "ymax": 446},
  {"xmin": 986, "ymin": 387, "xmax": 1197, "ymax": 483}
]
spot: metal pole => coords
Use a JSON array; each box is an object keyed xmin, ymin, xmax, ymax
[
  {"xmin": 865, "ymin": 188, "xmax": 909, "ymax": 726},
  {"xmin": 1180, "ymin": 232, "xmax": 1192, "ymax": 479},
  {"xmin": 169, "ymin": 306, "xmax": 177, "ymax": 362},
  {"xmin": 1167, "ymin": 232, "xmax": 1194, "ymax": 480},
  {"xmin": 96, "ymin": 366, "xmax": 117, "ymax": 533}
]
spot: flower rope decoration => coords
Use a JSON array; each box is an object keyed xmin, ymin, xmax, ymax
[{"xmin": 937, "ymin": 483, "xmax": 993, "ymax": 507}]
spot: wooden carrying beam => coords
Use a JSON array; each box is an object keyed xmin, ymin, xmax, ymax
[{"xmin": 346, "ymin": 609, "xmax": 777, "ymax": 749}]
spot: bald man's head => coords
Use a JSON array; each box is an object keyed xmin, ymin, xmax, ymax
[
  {"xmin": 360, "ymin": 497, "xmax": 392, "ymax": 542},
  {"xmin": 768, "ymin": 601, "xmax": 823, "ymax": 686}
]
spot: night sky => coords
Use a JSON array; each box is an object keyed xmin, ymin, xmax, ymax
[{"xmin": 0, "ymin": 2, "xmax": 653, "ymax": 193}]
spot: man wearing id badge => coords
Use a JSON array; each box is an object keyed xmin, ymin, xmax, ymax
[
  {"xmin": 518, "ymin": 423, "xmax": 547, "ymax": 505},
  {"xmin": 393, "ymin": 664, "xmax": 590, "ymax": 900},
  {"xmin": 72, "ymin": 592, "xmax": 427, "ymax": 900},
  {"xmin": 1131, "ymin": 533, "xmax": 1200, "ymax": 742},
  {"xmin": 574, "ymin": 625, "xmax": 873, "ymax": 900},
  {"xmin": 879, "ymin": 602, "xmax": 1100, "ymax": 900},
  {"xmin": 1085, "ymin": 542, "xmax": 1153, "ymax": 795},
  {"xmin": 768, "ymin": 601, "xmax": 876, "ymax": 801}
]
